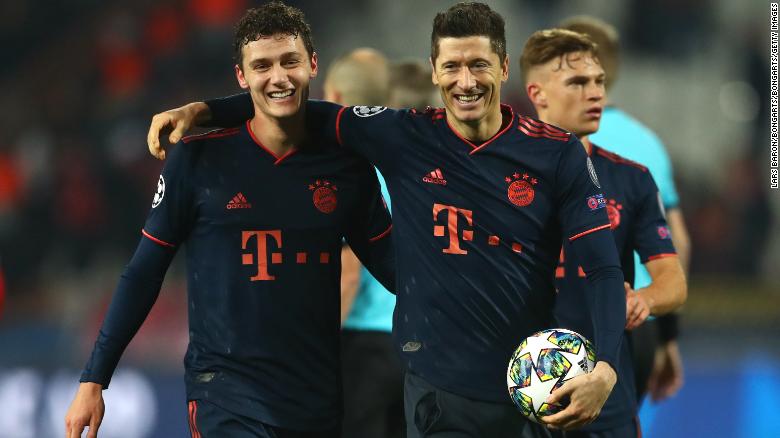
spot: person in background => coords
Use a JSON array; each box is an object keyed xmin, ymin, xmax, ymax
[
  {"xmin": 520, "ymin": 28, "xmax": 687, "ymax": 436},
  {"xmin": 559, "ymin": 16, "xmax": 691, "ymax": 405}
]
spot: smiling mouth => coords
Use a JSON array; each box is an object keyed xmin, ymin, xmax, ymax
[
  {"xmin": 268, "ymin": 89, "xmax": 295, "ymax": 99},
  {"xmin": 454, "ymin": 93, "xmax": 484, "ymax": 105}
]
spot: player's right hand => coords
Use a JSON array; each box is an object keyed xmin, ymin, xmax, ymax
[
  {"xmin": 147, "ymin": 102, "xmax": 207, "ymax": 160},
  {"xmin": 64, "ymin": 382, "xmax": 105, "ymax": 438}
]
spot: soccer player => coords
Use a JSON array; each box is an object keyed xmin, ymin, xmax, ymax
[
  {"xmin": 148, "ymin": 3, "xmax": 628, "ymax": 436},
  {"xmin": 520, "ymin": 28, "xmax": 687, "ymax": 436},
  {"xmin": 321, "ymin": 47, "xmax": 404, "ymax": 438},
  {"xmin": 560, "ymin": 16, "xmax": 691, "ymax": 404},
  {"xmin": 64, "ymin": 3, "xmax": 394, "ymax": 438}
]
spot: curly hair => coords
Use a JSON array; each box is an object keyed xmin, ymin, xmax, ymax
[
  {"xmin": 430, "ymin": 2, "xmax": 506, "ymax": 62},
  {"xmin": 233, "ymin": 1, "xmax": 315, "ymax": 67}
]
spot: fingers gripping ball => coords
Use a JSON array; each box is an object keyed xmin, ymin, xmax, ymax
[{"xmin": 506, "ymin": 328, "xmax": 595, "ymax": 423}]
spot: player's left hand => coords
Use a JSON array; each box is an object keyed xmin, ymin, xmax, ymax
[
  {"xmin": 647, "ymin": 340, "xmax": 684, "ymax": 401},
  {"xmin": 624, "ymin": 282, "xmax": 650, "ymax": 330},
  {"xmin": 540, "ymin": 361, "xmax": 616, "ymax": 430}
]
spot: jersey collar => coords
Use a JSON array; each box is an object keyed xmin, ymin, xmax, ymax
[
  {"xmin": 245, "ymin": 120, "xmax": 298, "ymax": 165},
  {"xmin": 444, "ymin": 104, "xmax": 515, "ymax": 155}
]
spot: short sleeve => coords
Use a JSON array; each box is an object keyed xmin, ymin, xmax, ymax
[
  {"xmin": 142, "ymin": 143, "xmax": 194, "ymax": 247},
  {"xmin": 556, "ymin": 138, "xmax": 612, "ymax": 241},
  {"xmin": 631, "ymin": 171, "xmax": 677, "ymax": 263}
]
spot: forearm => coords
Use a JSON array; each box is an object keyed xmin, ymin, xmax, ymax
[
  {"xmin": 570, "ymin": 230, "xmax": 626, "ymax": 370},
  {"xmin": 637, "ymin": 265, "xmax": 686, "ymax": 315},
  {"xmin": 204, "ymin": 93, "xmax": 254, "ymax": 128},
  {"xmin": 340, "ymin": 246, "xmax": 361, "ymax": 323},
  {"xmin": 80, "ymin": 238, "xmax": 175, "ymax": 388}
]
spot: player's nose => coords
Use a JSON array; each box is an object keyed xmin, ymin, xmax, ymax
[
  {"xmin": 269, "ymin": 63, "xmax": 290, "ymax": 86},
  {"xmin": 456, "ymin": 67, "xmax": 477, "ymax": 91}
]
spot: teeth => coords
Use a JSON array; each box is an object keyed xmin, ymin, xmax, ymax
[
  {"xmin": 456, "ymin": 94, "xmax": 480, "ymax": 102},
  {"xmin": 269, "ymin": 90, "xmax": 294, "ymax": 98}
]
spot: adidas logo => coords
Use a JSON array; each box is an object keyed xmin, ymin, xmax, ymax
[
  {"xmin": 422, "ymin": 168, "xmax": 447, "ymax": 186},
  {"xmin": 226, "ymin": 192, "xmax": 252, "ymax": 209}
]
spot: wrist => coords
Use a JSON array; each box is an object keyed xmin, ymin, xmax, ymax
[
  {"xmin": 79, "ymin": 381, "xmax": 104, "ymax": 393},
  {"xmin": 185, "ymin": 102, "xmax": 211, "ymax": 126},
  {"xmin": 593, "ymin": 361, "xmax": 617, "ymax": 387}
]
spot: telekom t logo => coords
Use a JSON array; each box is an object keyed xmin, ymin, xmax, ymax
[
  {"xmin": 242, "ymin": 230, "xmax": 282, "ymax": 281},
  {"xmin": 433, "ymin": 203, "xmax": 473, "ymax": 254}
]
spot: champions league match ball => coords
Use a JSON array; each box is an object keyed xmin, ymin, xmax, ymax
[{"xmin": 506, "ymin": 328, "xmax": 596, "ymax": 423}]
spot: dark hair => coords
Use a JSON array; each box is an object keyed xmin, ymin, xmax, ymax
[
  {"xmin": 430, "ymin": 2, "xmax": 506, "ymax": 62},
  {"xmin": 233, "ymin": 1, "xmax": 315, "ymax": 67},
  {"xmin": 519, "ymin": 29, "xmax": 599, "ymax": 85},
  {"xmin": 559, "ymin": 16, "xmax": 620, "ymax": 90}
]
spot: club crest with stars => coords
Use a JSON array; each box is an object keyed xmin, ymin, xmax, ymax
[
  {"xmin": 506, "ymin": 171, "xmax": 538, "ymax": 207},
  {"xmin": 309, "ymin": 179, "xmax": 338, "ymax": 214}
]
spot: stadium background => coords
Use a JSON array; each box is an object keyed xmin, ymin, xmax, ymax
[{"xmin": 0, "ymin": 0, "xmax": 776, "ymax": 436}]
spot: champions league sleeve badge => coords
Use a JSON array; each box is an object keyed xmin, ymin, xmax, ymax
[
  {"xmin": 353, "ymin": 106, "xmax": 387, "ymax": 117},
  {"xmin": 586, "ymin": 157, "xmax": 601, "ymax": 189},
  {"xmin": 152, "ymin": 175, "xmax": 165, "ymax": 208}
]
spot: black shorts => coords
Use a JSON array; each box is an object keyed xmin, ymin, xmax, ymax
[
  {"xmin": 404, "ymin": 372, "xmax": 559, "ymax": 438},
  {"xmin": 187, "ymin": 399, "xmax": 341, "ymax": 438},
  {"xmin": 341, "ymin": 329, "xmax": 404, "ymax": 438},
  {"xmin": 561, "ymin": 418, "xmax": 639, "ymax": 438}
]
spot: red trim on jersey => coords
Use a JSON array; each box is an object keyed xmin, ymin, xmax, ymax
[
  {"xmin": 142, "ymin": 229, "xmax": 176, "ymax": 248},
  {"xmin": 335, "ymin": 106, "xmax": 347, "ymax": 146},
  {"xmin": 187, "ymin": 401, "xmax": 194, "ymax": 437},
  {"xmin": 443, "ymin": 105, "xmax": 515, "ymax": 154},
  {"xmin": 368, "ymin": 224, "xmax": 393, "ymax": 242},
  {"xmin": 181, "ymin": 127, "xmax": 240, "ymax": 144},
  {"xmin": 246, "ymin": 120, "xmax": 297, "ymax": 164},
  {"xmin": 516, "ymin": 117, "xmax": 569, "ymax": 140},
  {"xmin": 568, "ymin": 223, "xmax": 611, "ymax": 241},
  {"xmin": 647, "ymin": 253, "xmax": 678, "ymax": 261},
  {"xmin": 593, "ymin": 145, "xmax": 648, "ymax": 172}
]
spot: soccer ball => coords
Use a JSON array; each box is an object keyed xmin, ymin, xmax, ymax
[{"xmin": 506, "ymin": 328, "xmax": 596, "ymax": 423}]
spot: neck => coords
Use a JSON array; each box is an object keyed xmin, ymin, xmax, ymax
[
  {"xmin": 581, "ymin": 136, "xmax": 592, "ymax": 155},
  {"xmin": 446, "ymin": 105, "xmax": 505, "ymax": 143},
  {"xmin": 250, "ymin": 106, "xmax": 306, "ymax": 157}
]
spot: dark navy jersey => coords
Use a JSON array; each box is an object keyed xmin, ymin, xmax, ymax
[
  {"xmin": 333, "ymin": 104, "xmax": 615, "ymax": 401},
  {"xmin": 82, "ymin": 121, "xmax": 393, "ymax": 430},
  {"xmin": 554, "ymin": 144, "xmax": 676, "ymax": 429}
]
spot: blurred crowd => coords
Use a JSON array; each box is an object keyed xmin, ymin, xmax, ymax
[{"xmin": 0, "ymin": 0, "xmax": 776, "ymax": 369}]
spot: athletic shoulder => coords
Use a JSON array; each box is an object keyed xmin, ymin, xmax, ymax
[
  {"xmin": 516, "ymin": 114, "xmax": 572, "ymax": 143},
  {"xmin": 181, "ymin": 126, "xmax": 242, "ymax": 145},
  {"xmin": 592, "ymin": 144, "xmax": 649, "ymax": 173}
]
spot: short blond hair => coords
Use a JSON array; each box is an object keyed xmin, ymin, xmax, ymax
[
  {"xmin": 519, "ymin": 29, "xmax": 599, "ymax": 85},
  {"xmin": 559, "ymin": 16, "xmax": 619, "ymax": 90}
]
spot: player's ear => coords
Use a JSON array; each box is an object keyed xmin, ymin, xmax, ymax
[
  {"xmin": 429, "ymin": 57, "xmax": 439, "ymax": 86},
  {"xmin": 236, "ymin": 64, "xmax": 249, "ymax": 89},
  {"xmin": 310, "ymin": 51, "xmax": 319, "ymax": 78},
  {"xmin": 501, "ymin": 55, "xmax": 509, "ymax": 82},
  {"xmin": 526, "ymin": 82, "xmax": 546, "ymax": 108}
]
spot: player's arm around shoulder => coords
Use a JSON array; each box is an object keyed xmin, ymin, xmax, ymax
[
  {"xmin": 65, "ymin": 382, "xmax": 105, "ymax": 438},
  {"xmin": 148, "ymin": 102, "xmax": 212, "ymax": 160}
]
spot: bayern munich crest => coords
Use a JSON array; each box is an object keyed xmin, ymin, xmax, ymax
[
  {"xmin": 505, "ymin": 171, "xmax": 538, "ymax": 207},
  {"xmin": 606, "ymin": 199, "xmax": 622, "ymax": 229},
  {"xmin": 152, "ymin": 175, "xmax": 165, "ymax": 208},
  {"xmin": 309, "ymin": 179, "xmax": 338, "ymax": 214},
  {"xmin": 353, "ymin": 106, "xmax": 387, "ymax": 117}
]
